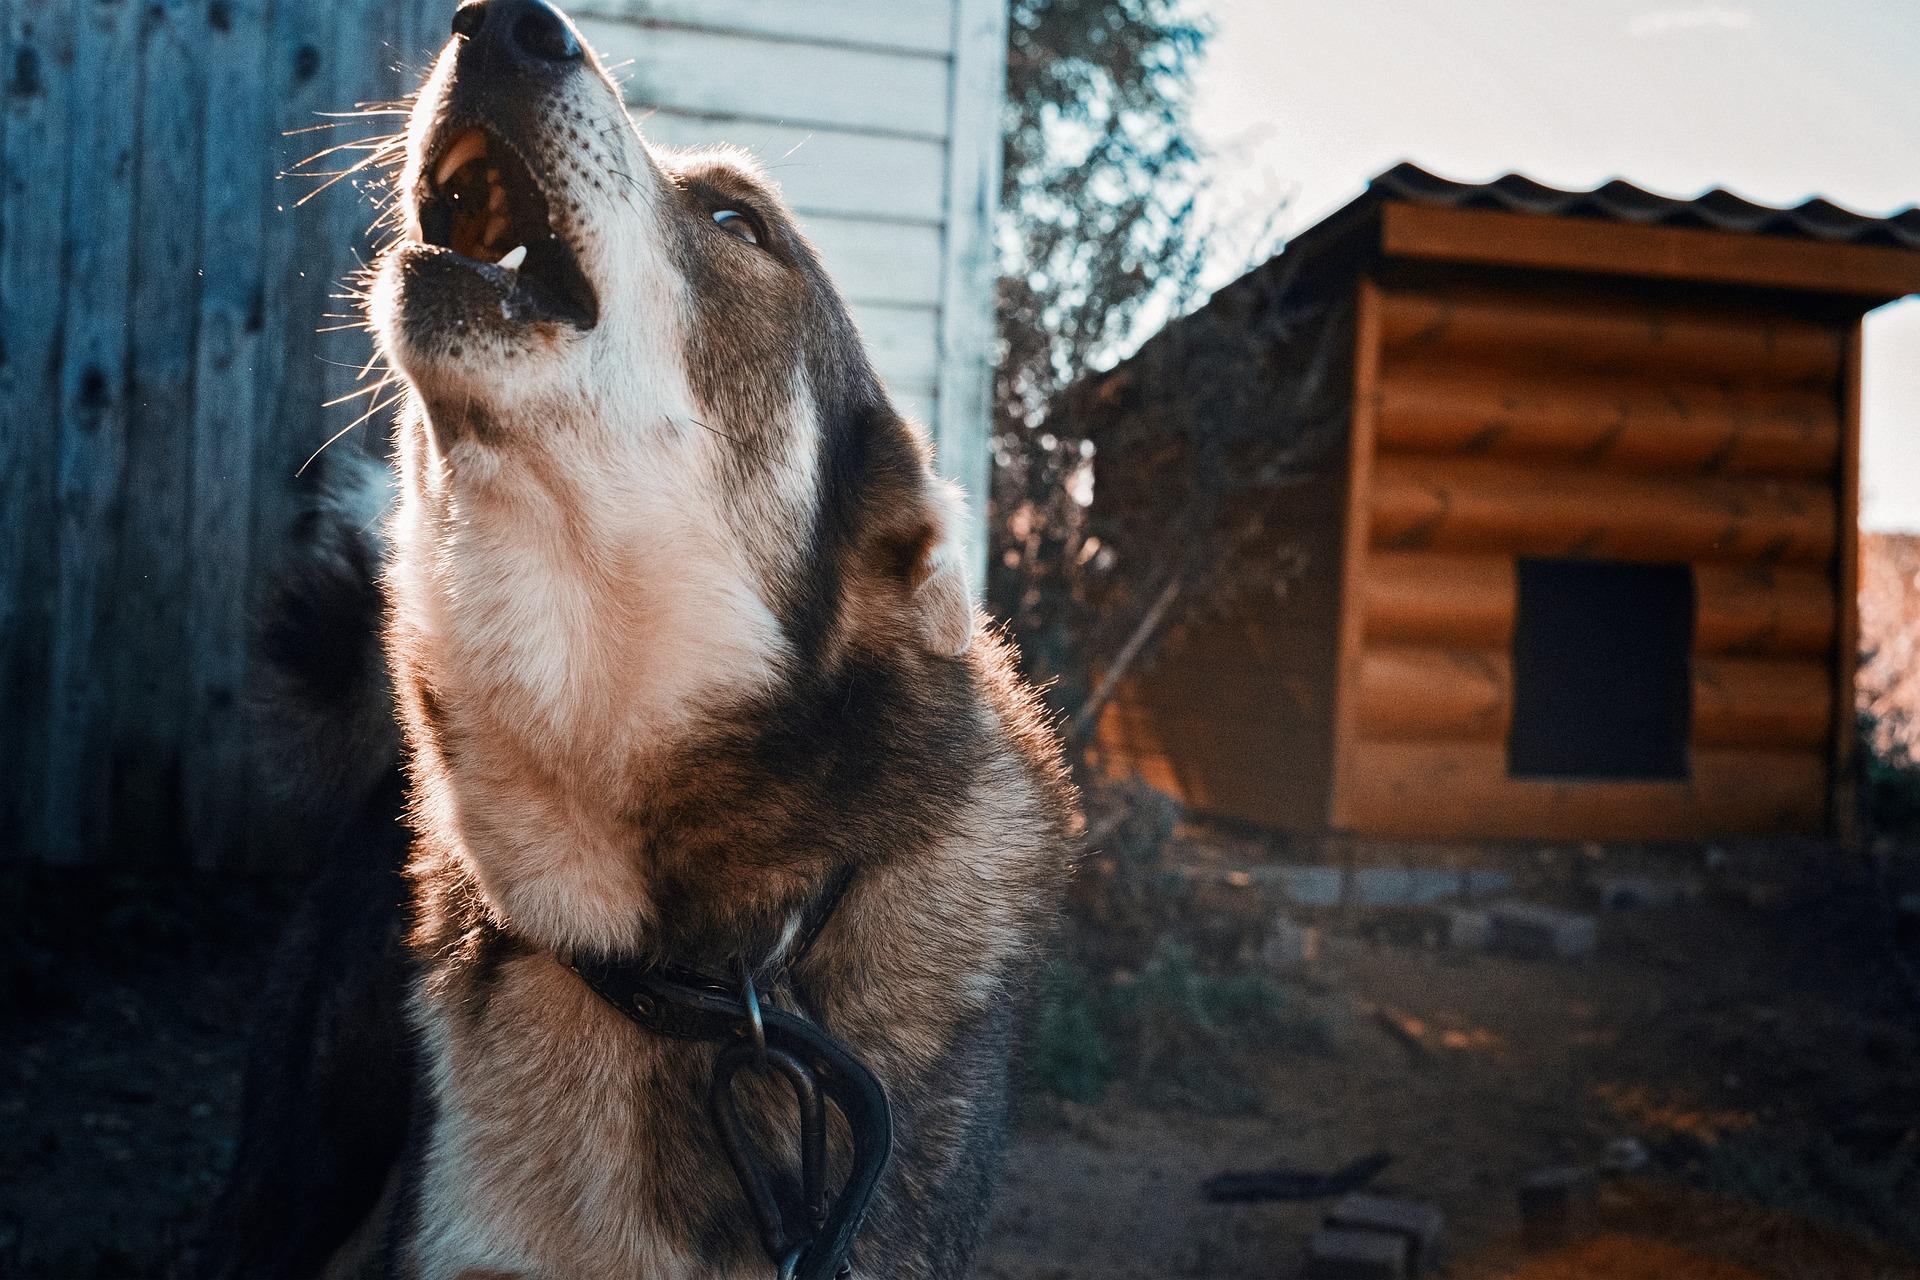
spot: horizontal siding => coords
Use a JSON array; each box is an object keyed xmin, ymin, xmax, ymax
[
  {"xmin": 1342, "ymin": 742, "xmax": 1828, "ymax": 841},
  {"xmin": 1353, "ymin": 642, "xmax": 1831, "ymax": 752},
  {"xmin": 566, "ymin": 0, "xmax": 953, "ymax": 54},
  {"xmin": 892, "ymin": 384, "xmax": 938, "ymax": 428},
  {"xmin": 636, "ymin": 110, "xmax": 947, "ymax": 224},
  {"xmin": 1363, "ymin": 551, "xmax": 1836, "ymax": 659},
  {"xmin": 1378, "ymin": 286, "xmax": 1843, "ymax": 386},
  {"xmin": 1375, "ymin": 364, "xmax": 1838, "ymax": 479},
  {"xmin": 1369, "ymin": 454, "xmax": 1835, "ymax": 566},
  {"xmin": 850, "ymin": 302, "xmax": 940, "ymax": 388},
  {"xmin": 806, "ymin": 217, "xmax": 943, "ymax": 306},
  {"xmin": 582, "ymin": 19, "xmax": 951, "ymax": 139},
  {"xmin": 581, "ymin": 9, "xmax": 967, "ymax": 470}
]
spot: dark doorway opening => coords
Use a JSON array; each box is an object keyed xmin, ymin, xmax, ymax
[{"xmin": 1508, "ymin": 558, "xmax": 1694, "ymax": 780}]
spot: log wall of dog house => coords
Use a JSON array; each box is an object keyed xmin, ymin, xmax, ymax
[{"xmin": 1327, "ymin": 279, "xmax": 1853, "ymax": 841}]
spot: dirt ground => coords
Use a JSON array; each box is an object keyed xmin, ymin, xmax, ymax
[
  {"xmin": 3, "ymin": 846, "xmax": 1918, "ymax": 1280},
  {"xmin": 979, "ymin": 861, "xmax": 1920, "ymax": 1280}
]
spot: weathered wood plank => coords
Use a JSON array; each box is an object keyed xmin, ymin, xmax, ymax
[
  {"xmin": 249, "ymin": 0, "xmax": 358, "ymax": 573},
  {"xmin": 636, "ymin": 109, "xmax": 947, "ymax": 224},
  {"xmin": 0, "ymin": 0, "xmax": 10, "ymax": 847},
  {"xmin": 584, "ymin": 18, "xmax": 951, "ymax": 140},
  {"xmin": 804, "ymin": 215, "xmax": 942, "ymax": 307},
  {"xmin": 300, "ymin": 0, "xmax": 413, "ymax": 521},
  {"xmin": 0, "ymin": 0, "xmax": 74, "ymax": 859},
  {"xmin": 181, "ymin": 0, "xmax": 273, "ymax": 868},
  {"xmin": 932, "ymin": 0, "xmax": 1007, "ymax": 573},
  {"xmin": 565, "ymin": 0, "xmax": 954, "ymax": 55},
  {"xmin": 891, "ymin": 383, "xmax": 936, "ymax": 430},
  {"xmin": 108, "ymin": 0, "xmax": 207, "ymax": 863},
  {"xmin": 848, "ymin": 302, "xmax": 939, "ymax": 390}
]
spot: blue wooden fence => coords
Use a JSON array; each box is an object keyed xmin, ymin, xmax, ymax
[{"xmin": 1, "ymin": 0, "xmax": 441, "ymax": 867}]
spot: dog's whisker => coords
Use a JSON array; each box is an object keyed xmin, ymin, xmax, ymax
[
  {"xmin": 287, "ymin": 134, "xmax": 407, "ymax": 174},
  {"xmin": 322, "ymin": 377, "xmax": 400, "ymax": 409},
  {"xmin": 296, "ymin": 388, "xmax": 406, "ymax": 477},
  {"xmin": 294, "ymin": 145, "xmax": 409, "ymax": 207}
]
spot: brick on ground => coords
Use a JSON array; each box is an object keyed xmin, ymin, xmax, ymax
[
  {"xmin": 1304, "ymin": 1227, "xmax": 1410, "ymax": 1280},
  {"xmin": 1590, "ymin": 872, "xmax": 1702, "ymax": 910},
  {"xmin": 1325, "ymin": 1194, "xmax": 1444, "ymax": 1274},
  {"xmin": 1488, "ymin": 901, "xmax": 1597, "ymax": 959},
  {"xmin": 1261, "ymin": 914, "xmax": 1322, "ymax": 973},
  {"xmin": 1444, "ymin": 906, "xmax": 1492, "ymax": 951},
  {"xmin": 1516, "ymin": 1165, "xmax": 1597, "ymax": 1248}
]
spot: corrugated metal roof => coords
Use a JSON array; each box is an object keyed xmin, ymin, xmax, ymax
[{"xmin": 1367, "ymin": 162, "xmax": 1920, "ymax": 251}]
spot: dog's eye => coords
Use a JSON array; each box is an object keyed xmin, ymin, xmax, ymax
[{"xmin": 712, "ymin": 209, "xmax": 759, "ymax": 245}]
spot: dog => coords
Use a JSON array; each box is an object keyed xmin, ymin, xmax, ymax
[{"xmin": 198, "ymin": 1, "xmax": 1077, "ymax": 1276}]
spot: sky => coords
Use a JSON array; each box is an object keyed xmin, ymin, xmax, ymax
[{"xmin": 1187, "ymin": 0, "xmax": 1920, "ymax": 529}]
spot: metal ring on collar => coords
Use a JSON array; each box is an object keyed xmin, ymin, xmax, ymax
[{"xmin": 737, "ymin": 958, "xmax": 767, "ymax": 1059}]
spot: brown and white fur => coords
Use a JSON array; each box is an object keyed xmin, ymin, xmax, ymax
[{"xmin": 200, "ymin": 2, "xmax": 1076, "ymax": 1278}]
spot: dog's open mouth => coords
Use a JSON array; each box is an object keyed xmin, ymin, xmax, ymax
[{"xmin": 416, "ymin": 125, "xmax": 599, "ymax": 329}]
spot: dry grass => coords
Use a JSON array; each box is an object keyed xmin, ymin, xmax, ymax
[
  {"xmin": 1862, "ymin": 532, "xmax": 1920, "ymax": 768},
  {"xmin": 1479, "ymin": 1180, "xmax": 1920, "ymax": 1280}
]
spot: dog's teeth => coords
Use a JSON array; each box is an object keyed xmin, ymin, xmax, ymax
[
  {"xmin": 496, "ymin": 245, "xmax": 527, "ymax": 271},
  {"xmin": 433, "ymin": 129, "xmax": 488, "ymax": 188}
]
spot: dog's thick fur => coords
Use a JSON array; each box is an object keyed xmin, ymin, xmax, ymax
[{"xmin": 201, "ymin": 4, "xmax": 1076, "ymax": 1278}]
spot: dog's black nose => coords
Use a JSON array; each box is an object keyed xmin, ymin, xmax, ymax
[{"xmin": 451, "ymin": 0, "xmax": 582, "ymax": 65}]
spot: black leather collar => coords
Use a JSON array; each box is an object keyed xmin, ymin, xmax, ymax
[{"xmin": 559, "ymin": 864, "xmax": 889, "ymax": 1280}]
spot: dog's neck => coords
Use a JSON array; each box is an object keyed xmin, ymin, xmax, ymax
[{"xmin": 387, "ymin": 414, "xmax": 797, "ymax": 956}]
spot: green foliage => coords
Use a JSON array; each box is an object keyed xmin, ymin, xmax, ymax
[
  {"xmin": 997, "ymin": 0, "xmax": 1211, "ymax": 425},
  {"xmin": 1703, "ymin": 1132, "xmax": 1920, "ymax": 1255},
  {"xmin": 1024, "ymin": 939, "xmax": 1329, "ymax": 1113},
  {"xmin": 1861, "ymin": 711, "xmax": 1920, "ymax": 837},
  {"xmin": 989, "ymin": 0, "xmax": 1215, "ymax": 712},
  {"xmin": 1026, "ymin": 958, "xmax": 1118, "ymax": 1104}
]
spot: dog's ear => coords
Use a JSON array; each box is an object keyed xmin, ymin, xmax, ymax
[
  {"xmin": 843, "ymin": 417, "xmax": 976, "ymax": 659},
  {"xmin": 906, "ymin": 477, "xmax": 975, "ymax": 657}
]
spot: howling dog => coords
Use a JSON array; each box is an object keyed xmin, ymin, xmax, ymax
[{"xmin": 202, "ymin": 2, "xmax": 1076, "ymax": 1277}]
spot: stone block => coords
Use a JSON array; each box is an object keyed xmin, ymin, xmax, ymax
[
  {"xmin": 1592, "ymin": 873, "xmax": 1700, "ymax": 910},
  {"xmin": 1271, "ymin": 864, "xmax": 1345, "ymax": 908},
  {"xmin": 1261, "ymin": 915, "xmax": 1322, "ymax": 973},
  {"xmin": 1325, "ymin": 1194, "xmax": 1444, "ymax": 1274},
  {"xmin": 1516, "ymin": 1166, "xmax": 1596, "ymax": 1248},
  {"xmin": 1303, "ymin": 1227, "xmax": 1409, "ymax": 1280},
  {"xmin": 1489, "ymin": 902, "xmax": 1597, "ymax": 959},
  {"xmin": 1462, "ymin": 868, "xmax": 1516, "ymax": 900},
  {"xmin": 1444, "ymin": 907, "xmax": 1492, "ymax": 951}
]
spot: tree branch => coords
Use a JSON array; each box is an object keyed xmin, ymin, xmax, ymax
[{"xmin": 1068, "ymin": 573, "xmax": 1184, "ymax": 749}]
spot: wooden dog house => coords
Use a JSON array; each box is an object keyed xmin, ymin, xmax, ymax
[{"xmin": 1071, "ymin": 165, "xmax": 1920, "ymax": 842}]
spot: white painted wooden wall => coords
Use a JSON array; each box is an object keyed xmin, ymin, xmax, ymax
[{"xmin": 570, "ymin": 0, "xmax": 1008, "ymax": 569}]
